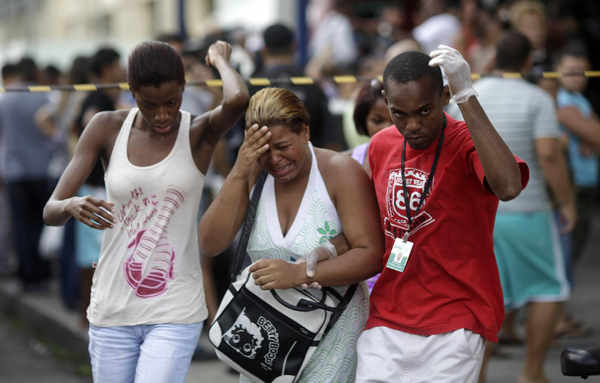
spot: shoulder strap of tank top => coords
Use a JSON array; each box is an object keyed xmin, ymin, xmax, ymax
[
  {"xmin": 174, "ymin": 111, "xmax": 191, "ymax": 151},
  {"xmin": 307, "ymin": 142, "xmax": 319, "ymax": 186},
  {"xmin": 109, "ymin": 108, "xmax": 138, "ymax": 164}
]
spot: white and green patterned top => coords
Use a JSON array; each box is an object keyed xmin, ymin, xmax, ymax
[{"xmin": 241, "ymin": 143, "xmax": 370, "ymax": 383}]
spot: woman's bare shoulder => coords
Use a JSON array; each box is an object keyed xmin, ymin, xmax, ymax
[
  {"xmin": 83, "ymin": 109, "xmax": 131, "ymax": 151},
  {"xmin": 87, "ymin": 109, "xmax": 131, "ymax": 131},
  {"xmin": 315, "ymin": 147, "xmax": 363, "ymax": 170},
  {"xmin": 315, "ymin": 147, "xmax": 368, "ymax": 186}
]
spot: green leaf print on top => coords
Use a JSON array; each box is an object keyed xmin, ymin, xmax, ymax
[{"xmin": 317, "ymin": 220, "xmax": 337, "ymax": 244}]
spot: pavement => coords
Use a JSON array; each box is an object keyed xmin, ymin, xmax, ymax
[
  {"xmin": 0, "ymin": 280, "xmax": 238, "ymax": 383},
  {"xmin": 1, "ymin": 207, "xmax": 600, "ymax": 382}
]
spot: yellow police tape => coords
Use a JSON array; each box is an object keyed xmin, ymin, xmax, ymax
[{"xmin": 0, "ymin": 72, "xmax": 598, "ymax": 92}]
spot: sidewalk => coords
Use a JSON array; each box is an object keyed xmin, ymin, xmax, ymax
[
  {"xmin": 0, "ymin": 279, "xmax": 238, "ymax": 383},
  {"xmin": 1, "ymin": 207, "xmax": 600, "ymax": 382}
]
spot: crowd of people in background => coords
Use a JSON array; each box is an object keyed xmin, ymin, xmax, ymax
[{"xmin": 0, "ymin": 0, "xmax": 599, "ymax": 381}]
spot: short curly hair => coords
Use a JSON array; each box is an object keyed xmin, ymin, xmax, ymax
[
  {"xmin": 383, "ymin": 51, "xmax": 443, "ymax": 95},
  {"xmin": 128, "ymin": 41, "xmax": 185, "ymax": 91}
]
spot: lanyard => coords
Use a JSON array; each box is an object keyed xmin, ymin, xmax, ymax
[{"xmin": 400, "ymin": 115, "xmax": 446, "ymax": 242}]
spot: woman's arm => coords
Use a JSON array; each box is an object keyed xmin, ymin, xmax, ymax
[
  {"xmin": 43, "ymin": 112, "xmax": 116, "ymax": 228},
  {"xmin": 34, "ymin": 104, "xmax": 58, "ymax": 138},
  {"xmin": 250, "ymin": 153, "xmax": 385, "ymax": 289},
  {"xmin": 557, "ymin": 106, "xmax": 600, "ymax": 149},
  {"xmin": 202, "ymin": 41, "xmax": 250, "ymax": 146},
  {"xmin": 199, "ymin": 124, "xmax": 271, "ymax": 256},
  {"xmin": 535, "ymin": 137, "xmax": 577, "ymax": 233}
]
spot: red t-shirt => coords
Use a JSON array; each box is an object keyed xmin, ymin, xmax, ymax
[{"xmin": 367, "ymin": 113, "xmax": 529, "ymax": 342}]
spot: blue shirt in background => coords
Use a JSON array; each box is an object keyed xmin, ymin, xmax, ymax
[{"xmin": 557, "ymin": 88, "xmax": 598, "ymax": 188}]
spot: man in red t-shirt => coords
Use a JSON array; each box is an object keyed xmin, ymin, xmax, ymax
[{"xmin": 356, "ymin": 46, "xmax": 529, "ymax": 383}]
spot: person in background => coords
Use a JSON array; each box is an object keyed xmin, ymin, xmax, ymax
[
  {"xmin": 0, "ymin": 63, "xmax": 19, "ymax": 277},
  {"xmin": 75, "ymin": 47, "xmax": 125, "ymax": 134},
  {"xmin": 553, "ymin": 45, "xmax": 600, "ymax": 340},
  {"xmin": 556, "ymin": 45, "xmax": 600, "ymax": 263},
  {"xmin": 343, "ymin": 40, "xmax": 421, "ymax": 155},
  {"xmin": 345, "ymin": 80, "xmax": 392, "ymax": 177},
  {"xmin": 356, "ymin": 46, "xmax": 528, "ymax": 383},
  {"xmin": 384, "ymin": 39, "xmax": 423, "ymax": 64},
  {"xmin": 509, "ymin": 1, "xmax": 552, "ymax": 80},
  {"xmin": 43, "ymin": 40, "xmax": 248, "ymax": 383},
  {"xmin": 36, "ymin": 56, "xmax": 90, "ymax": 183},
  {"xmin": 254, "ymin": 23, "xmax": 333, "ymax": 150},
  {"xmin": 412, "ymin": 0, "xmax": 461, "ymax": 54},
  {"xmin": 374, "ymin": 4, "xmax": 413, "ymax": 59},
  {"xmin": 35, "ymin": 55, "xmax": 90, "ymax": 311},
  {"xmin": 447, "ymin": 31, "xmax": 575, "ymax": 383},
  {"xmin": 0, "ymin": 58, "xmax": 53, "ymax": 292},
  {"xmin": 307, "ymin": 0, "xmax": 358, "ymax": 77},
  {"xmin": 1, "ymin": 63, "xmax": 18, "ymax": 87},
  {"xmin": 42, "ymin": 64, "xmax": 62, "ymax": 86}
]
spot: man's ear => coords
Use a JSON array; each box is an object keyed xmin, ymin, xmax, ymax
[
  {"xmin": 382, "ymin": 89, "xmax": 389, "ymax": 105},
  {"xmin": 442, "ymin": 85, "xmax": 451, "ymax": 107}
]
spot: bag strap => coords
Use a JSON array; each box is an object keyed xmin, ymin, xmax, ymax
[
  {"xmin": 230, "ymin": 170, "xmax": 268, "ymax": 282},
  {"xmin": 228, "ymin": 168, "xmax": 358, "ymax": 333},
  {"xmin": 323, "ymin": 283, "xmax": 358, "ymax": 335}
]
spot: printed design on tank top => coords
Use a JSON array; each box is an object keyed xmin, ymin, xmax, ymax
[
  {"xmin": 122, "ymin": 185, "xmax": 186, "ymax": 298},
  {"xmin": 317, "ymin": 221, "xmax": 336, "ymax": 244},
  {"xmin": 384, "ymin": 167, "xmax": 435, "ymax": 240}
]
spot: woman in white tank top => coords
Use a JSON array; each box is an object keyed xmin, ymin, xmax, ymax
[
  {"xmin": 43, "ymin": 40, "xmax": 249, "ymax": 383},
  {"xmin": 200, "ymin": 87, "xmax": 385, "ymax": 382}
]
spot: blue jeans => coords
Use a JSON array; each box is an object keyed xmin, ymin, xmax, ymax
[{"xmin": 89, "ymin": 322, "xmax": 203, "ymax": 383}]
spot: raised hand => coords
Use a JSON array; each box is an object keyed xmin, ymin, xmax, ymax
[
  {"xmin": 231, "ymin": 124, "xmax": 271, "ymax": 179},
  {"xmin": 205, "ymin": 40, "xmax": 233, "ymax": 67},
  {"xmin": 66, "ymin": 196, "xmax": 116, "ymax": 230},
  {"xmin": 429, "ymin": 44, "xmax": 478, "ymax": 104}
]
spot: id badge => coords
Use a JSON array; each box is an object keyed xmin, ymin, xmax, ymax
[{"xmin": 386, "ymin": 237, "xmax": 414, "ymax": 272}]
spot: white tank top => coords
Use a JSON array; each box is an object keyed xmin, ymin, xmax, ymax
[
  {"xmin": 88, "ymin": 108, "xmax": 207, "ymax": 327},
  {"xmin": 243, "ymin": 143, "xmax": 369, "ymax": 383}
]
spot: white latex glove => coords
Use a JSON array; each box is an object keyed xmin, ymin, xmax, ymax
[
  {"xmin": 428, "ymin": 44, "xmax": 478, "ymax": 104},
  {"xmin": 294, "ymin": 241, "xmax": 337, "ymax": 289}
]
